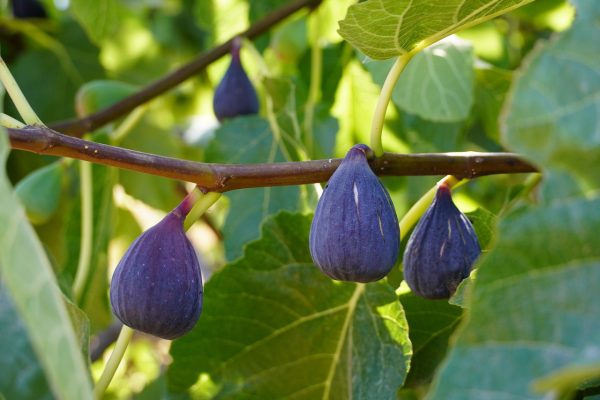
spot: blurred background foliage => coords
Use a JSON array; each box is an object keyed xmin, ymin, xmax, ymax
[{"xmin": 0, "ymin": 0, "xmax": 579, "ymax": 398}]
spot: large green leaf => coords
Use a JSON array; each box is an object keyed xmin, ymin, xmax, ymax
[
  {"xmin": 429, "ymin": 197, "xmax": 600, "ymax": 399},
  {"xmin": 429, "ymin": 3, "xmax": 600, "ymax": 397},
  {"xmin": 168, "ymin": 212, "xmax": 411, "ymax": 398},
  {"xmin": 400, "ymin": 293, "xmax": 462, "ymax": 387},
  {"xmin": 366, "ymin": 37, "xmax": 475, "ymax": 122},
  {"xmin": 69, "ymin": 0, "xmax": 128, "ymax": 44},
  {"xmin": 0, "ymin": 132, "xmax": 93, "ymax": 398},
  {"xmin": 338, "ymin": 0, "xmax": 535, "ymax": 59},
  {"xmin": 0, "ymin": 280, "xmax": 52, "ymax": 400},
  {"xmin": 206, "ymin": 116, "xmax": 301, "ymax": 261},
  {"xmin": 502, "ymin": 0, "xmax": 600, "ymax": 186}
]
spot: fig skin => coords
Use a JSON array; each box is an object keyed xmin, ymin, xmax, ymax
[
  {"xmin": 403, "ymin": 183, "xmax": 481, "ymax": 299},
  {"xmin": 309, "ymin": 144, "xmax": 400, "ymax": 283},
  {"xmin": 213, "ymin": 39, "xmax": 259, "ymax": 121},
  {"xmin": 110, "ymin": 200, "xmax": 203, "ymax": 340}
]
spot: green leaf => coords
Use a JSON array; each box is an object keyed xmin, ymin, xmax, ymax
[
  {"xmin": 15, "ymin": 161, "xmax": 64, "ymax": 225},
  {"xmin": 0, "ymin": 280, "xmax": 52, "ymax": 400},
  {"xmin": 119, "ymin": 117, "xmax": 186, "ymax": 212},
  {"xmin": 0, "ymin": 132, "xmax": 93, "ymax": 398},
  {"xmin": 365, "ymin": 37, "xmax": 475, "ymax": 122},
  {"xmin": 502, "ymin": 1, "xmax": 600, "ymax": 187},
  {"xmin": 429, "ymin": 196, "xmax": 600, "ymax": 399},
  {"xmin": 474, "ymin": 66, "xmax": 512, "ymax": 141},
  {"xmin": 206, "ymin": 116, "xmax": 301, "ymax": 260},
  {"xmin": 7, "ymin": 20, "xmax": 105, "ymax": 122},
  {"xmin": 69, "ymin": 0, "xmax": 127, "ymax": 44},
  {"xmin": 168, "ymin": 212, "xmax": 411, "ymax": 398},
  {"xmin": 338, "ymin": 0, "xmax": 535, "ymax": 60},
  {"xmin": 400, "ymin": 293, "xmax": 462, "ymax": 387},
  {"xmin": 60, "ymin": 133, "xmax": 117, "ymax": 330}
]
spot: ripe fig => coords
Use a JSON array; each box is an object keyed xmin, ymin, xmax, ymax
[
  {"xmin": 110, "ymin": 198, "xmax": 203, "ymax": 339},
  {"xmin": 403, "ymin": 183, "xmax": 481, "ymax": 299},
  {"xmin": 309, "ymin": 144, "xmax": 400, "ymax": 283},
  {"xmin": 213, "ymin": 38, "xmax": 259, "ymax": 121}
]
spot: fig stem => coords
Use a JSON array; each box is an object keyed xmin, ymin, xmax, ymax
[
  {"xmin": 73, "ymin": 157, "xmax": 94, "ymax": 303},
  {"xmin": 369, "ymin": 52, "xmax": 414, "ymax": 157},
  {"xmin": 0, "ymin": 56, "xmax": 43, "ymax": 126},
  {"xmin": 93, "ymin": 325, "xmax": 134, "ymax": 399},
  {"xmin": 399, "ymin": 175, "xmax": 463, "ymax": 240},
  {"xmin": 184, "ymin": 190, "xmax": 222, "ymax": 231},
  {"xmin": 0, "ymin": 113, "xmax": 26, "ymax": 129}
]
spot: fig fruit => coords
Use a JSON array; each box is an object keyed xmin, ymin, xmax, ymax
[
  {"xmin": 309, "ymin": 144, "xmax": 400, "ymax": 282},
  {"xmin": 403, "ymin": 183, "xmax": 481, "ymax": 299},
  {"xmin": 110, "ymin": 198, "xmax": 203, "ymax": 339},
  {"xmin": 213, "ymin": 38, "xmax": 259, "ymax": 121}
]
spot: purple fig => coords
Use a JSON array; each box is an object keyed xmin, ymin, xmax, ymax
[
  {"xmin": 309, "ymin": 144, "xmax": 400, "ymax": 283},
  {"xmin": 213, "ymin": 38, "xmax": 259, "ymax": 121},
  {"xmin": 403, "ymin": 183, "xmax": 481, "ymax": 299},
  {"xmin": 110, "ymin": 198, "xmax": 203, "ymax": 339}
]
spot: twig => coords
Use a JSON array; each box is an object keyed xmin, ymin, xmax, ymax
[
  {"xmin": 47, "ymin": 0, "xmax": 323, "ymax": 136},
  {"xmin": 7, "ymin": 125, "xmax": 539, "ymax": 192}
]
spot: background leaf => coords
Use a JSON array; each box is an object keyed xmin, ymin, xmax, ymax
[
  {"xmin": 206, "ymin": 116, "xmax": 302, "ymax": 260},
  {"xmin": 365, "ymin": 37, "xmax": 475, "ymax": 122},
  {"xmin": 502, "ymin": 0, "xmax": 600, "ymax": 186},
  {"xmin": 69, "ymin": 0, "xmax": 128, "ymax": 44},
  {"xmin": 0, "ymin": 132, "xmax": 93, "ymax": 399},
  {"xmin": 168, "ymin": 212, "xmax": 412, "ymax": 398},
  {"xmin": 429, "ymin": 3, "xmax": 600, "ymax": 397},
  {"xmin": 338, "ymin": 0, "xmax": 535, "ymax": 59}
]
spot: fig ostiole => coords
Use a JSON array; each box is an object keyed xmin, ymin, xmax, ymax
[
  {"xmin": 109, "ymin": 196, "xmax": 203, "ymax": 339},
  {"xmin": 403, "ymin": 183, "xmax": 481, "ymax": 299},
  {"xmin": 213, "ymin": 37, "xmax": 259, "ymax": 122},
  {"xmin": 309, "ymin": 144, "xmax": 400, "ymax": 283}
]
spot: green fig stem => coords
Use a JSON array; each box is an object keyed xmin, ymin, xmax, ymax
[
  {"xmin": 369, "ymin": 52, "xmax": 414, "ymax": 157},
  {"xmin": 73, "ymin": 158, "xmax": 94, "ymax": 303},
  {"xmin": 93, "ymin": 325, "xmax": 134, "ymax": 399},
  {"xmin": 399, "ymin": 175, "xmax": 464, "ymax": 240},
  {"xmin": 184, "ymin": 190, "xmax": 222, "ymax": 231},
  {"xmin": 0, "ymin": 113, "xmax": 26, "ymax": 129},
  {"xmin": 0, "ymin": 56, "xmax": 44, "ymax": 126}
]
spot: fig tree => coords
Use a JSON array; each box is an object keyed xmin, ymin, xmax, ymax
[
  {"xmin": 309, "ymin": 144, "xmax": 400, "ymax": 283},
  {"xmin": 403, "ymin": 183, "xmax": 481, "ymax": 299},
  {"xmin": 213, "ymin": 38, "xmax": 259, "ymax": 121},
  {"xmin": 110, "ymin": 198, "xmax": 203, "ymax": 339}
]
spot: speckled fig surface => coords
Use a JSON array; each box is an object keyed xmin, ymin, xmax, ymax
[
  {"xmin": 110, "ymin": 201, "xmax": 203, "ymax": 339},
  {"xmin": 212, "ymin": 38, "xmax": 259, "ymax": 121},
  {"xmin": 309, "ymin": 144, "xmax": 400, "ymax": 282},
  {"xmin": 403, "ymin": 183, "xmax": 481, "ymax": 299}
]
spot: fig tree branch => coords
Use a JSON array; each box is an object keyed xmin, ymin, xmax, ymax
[
  {"xmin": 7, "ymin": 125, "xmax": 539, "ymax": 192},
  {"xmin": 47, "ymin": 0, "xmax": 323, "ymax": 137}
]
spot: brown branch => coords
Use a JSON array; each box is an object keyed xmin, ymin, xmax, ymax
[
  {"xmin": 7, "ymin": 126, "xmax": 539, "ymax": 192},
  {"xmin": 47, "ymin": 0, "xmax": 322, "ymax": 136}
]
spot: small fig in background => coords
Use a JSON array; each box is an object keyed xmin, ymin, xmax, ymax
[
  {"xmin": 16, "ymin": 161, "xmax": 64, "ymax": 225},
  {"xmin": 403, "ymin": 183, "xmax": 481, "ymax": 299},
  {"xmin": 110, "ymin": 197, "xmax": 203, "ymax": 339},
  {"xmin": 11, "ymin": 0, "xmax": 47, "ymax": 19},
  {"xmin": 309, "ymin": 144, "xmax": 400, "ymax": 283},
  {"xmin": 213, "ymin": 38, "xmax": 259, "ymax": 121}
]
